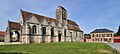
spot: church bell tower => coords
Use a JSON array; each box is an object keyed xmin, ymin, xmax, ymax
[{"xmin": 56, "ymin": 6, "xmax": 67, "ymax": 24}]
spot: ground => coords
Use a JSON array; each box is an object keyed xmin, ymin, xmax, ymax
[{"xmin": 0, "ymin": 42, "xmax": 119, "ymax": 54}]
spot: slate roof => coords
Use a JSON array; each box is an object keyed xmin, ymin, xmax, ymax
[
  {"xmin": 9, "ymin": 21, "xmax": 21, "ymax": 30},
  {"xmin": 58, "ymin": 6, "xmax": 67, "ymax": 11},
  {"xmin": 91, "ymin": 29, "xmax": 113, "ymax": 33},
  {"xmin": 0, "ymin": 31, "xmax": 5, "ymax": 36},
  {"xmin": 21, "ymin": 10, "xmax": 82, "ymax": 31}
]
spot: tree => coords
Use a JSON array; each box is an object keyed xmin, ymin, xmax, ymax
[
  {"xmin": 117, "ymin": 25, "xmax": 120, "ymax": 36},
  {"xmin": 114, "ymin": 33, "xmax": 117, "ymax": 36}
]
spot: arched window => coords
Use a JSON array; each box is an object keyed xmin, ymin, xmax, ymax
[
  {"xmin": 51, "ymin": 28, "xmax": 54, "ymax": 42},
  {"xmin": 76, "ymin": 32, "xmax": 77, "ymax": 37},
  {"xmin": 10, "ymin": 31, "xmax": 20, "ymax": 42},
  {"xmin": 64, "ymin": 29, "xmax": 66, "ymax": 37},
  {"xmin": 93, "ymin": 34, "xmax": 94, "ymax": 37},
  {"xmin": 32, "ymin": 25, "xmax": 37, "ymax": 34},
  {"xmin": 15, "ymin": 31, "xmax": 20, "ymax": 41},
  {"xmin": 51, "ymin": 28, "xmax": 54, "ymax": 35},
  {"xmin": 96, "ymin": 34, "xmax": 98, "ymax": 37},
  {"xmin": 42, "ymin": 27, "xmax": 46, "ymax": 35}
]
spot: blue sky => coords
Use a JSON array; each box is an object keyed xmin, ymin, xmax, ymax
[{"xmin": 0, "ymin": 0, "xmax": 120, "ymax": 33}]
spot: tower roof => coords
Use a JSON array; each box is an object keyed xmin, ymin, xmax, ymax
[{"xmin": 58, "ymin": 6, "xmax": 67, "ymax": 11}]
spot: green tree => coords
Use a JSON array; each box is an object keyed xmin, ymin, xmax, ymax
[
  {"xmin": 114, "ymin": 33, "xmax": 117, "ymax": 36},
  {"xmin": 117, "ymin": 25, "xmax": 120, "ymax": 36}
]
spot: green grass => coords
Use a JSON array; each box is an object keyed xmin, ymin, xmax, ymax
[{"xmin": 0, "ymin": 42, "xmax": 119, "ymax": 54}]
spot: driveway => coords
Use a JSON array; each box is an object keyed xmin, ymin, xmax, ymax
[{"xmin": 107, "ymin": 43, "xmax": 120, "ymax": 52}]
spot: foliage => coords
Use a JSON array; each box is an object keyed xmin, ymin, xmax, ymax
[
  {"xmin": 84, "ymin": 34, "xmax": 91, "ymax": 36},
  {"xmin": 0, "ymin": 42, "xmax": 119, "ymax": 54},
  {"xmin": 114, "ymin": 33, "xmax": 118, "ymax": 36},
  {"xmin": 116, "ymin": 25, "xmax": 120, "ymax": 36},
  {"xmin": 84, "ymin": 34, "xmax": 91, "ymax": 39}
]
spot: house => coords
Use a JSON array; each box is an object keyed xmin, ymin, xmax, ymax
[
  {"xmin": 0, "ymin": 31, "xmax": 5, "ymax": 42},
  {"xmin": 90, "ymin": 29, "xmax": 114, "ymax": 43},
  {"xmin": 5, "ymin": 6, "xmax": 83, "ymax": 44}
]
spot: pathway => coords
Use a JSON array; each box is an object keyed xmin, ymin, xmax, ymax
[{"xmin": 107, "ymin": 43, "xmax": 120, "ymax": 53}]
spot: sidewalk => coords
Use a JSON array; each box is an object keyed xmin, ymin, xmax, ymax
[{"xmin": 107, "ymin": 43, "xmax": 120, "ymax": 53}]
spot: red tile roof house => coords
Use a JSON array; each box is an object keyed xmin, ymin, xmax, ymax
[{"xmin": 0, "ymin": 31, "xmax": 5, "ymax": 42}]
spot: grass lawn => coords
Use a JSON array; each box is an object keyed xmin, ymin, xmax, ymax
[{"xmin": 0, "ymin": 42, "xmax": 119, "ymax": 54}]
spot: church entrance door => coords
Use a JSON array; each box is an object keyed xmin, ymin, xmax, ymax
[
  {"xmin": 51, "ymin": 28, "xmax": 54, "ymax": 42},
  {"xmin": 42, "ymin": 27, "xmax": 46, "ymax": 43}
]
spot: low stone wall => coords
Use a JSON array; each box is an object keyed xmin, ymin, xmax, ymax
[
  {"xmin": 34, "ymin": 36, "xmax": 40, "ymax": 43},
  {"xmin": 3, "ymin": 36, "xmax": 72, "ymax": 44},
  {"xmin": 22, "ymin": 36, "xmax": 29, "ymax": 44},
  {"xmin": 66, "ymin": 36, "xmax": 71, "ymax": 42},
  {"xmin": 0, "ymin": 42, "xmax": 22, "ymax": 45},
  {"xmin": 53, "ymin": 37, "xmax": 58, "ymax": 42},
  {"xmin": 44, "ymin": 36, "xmax": 51, "ymax": 43},
  {"xmin": 61, "ymin": 37, "xmax": 64, "ymax": 42}
]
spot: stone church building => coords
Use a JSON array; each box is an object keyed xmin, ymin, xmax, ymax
[{"xmin": 5, "ymin": 6, "xmax": 83, "ymax": 44}]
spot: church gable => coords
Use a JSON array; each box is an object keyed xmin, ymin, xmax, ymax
[
  {"xmin": 41, "ymin": 18, "xmax": 49, "ymax": 26},
  {"xmin": 50, "ymin": 21, "xmax": 56, "ymax": 27},
  {"xmin": 27, "ymin": 15, "xmax": 39, "ymax": 24},
  {"xmin": 64, "ymin": 24, "xmax": 68, "ymax": 29},
  {"xmin": 57, "ymin": 23, "xmax": 62, "ymax": 28},
  {"xmin": 20, "ymin": 10, "xmax": 33, "ymax": 22}
]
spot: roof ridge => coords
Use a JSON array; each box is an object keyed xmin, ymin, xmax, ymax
[
  {"xmin": 21, "ymin": 10, "xmax": 55, "ymax": 19},
  {"xmin": 8, "ymin": 21, "xmax": 19, "ymax": 24}
]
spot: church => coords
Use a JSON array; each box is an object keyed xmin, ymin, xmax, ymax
[{"xmin": 5, "ymin": 6, "xmax": 83, "ymax": 44}]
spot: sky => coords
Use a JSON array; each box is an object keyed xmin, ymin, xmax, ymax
[{"xmin": 0, "ymin": 0, "xmax": 120, "ymax": 33}]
